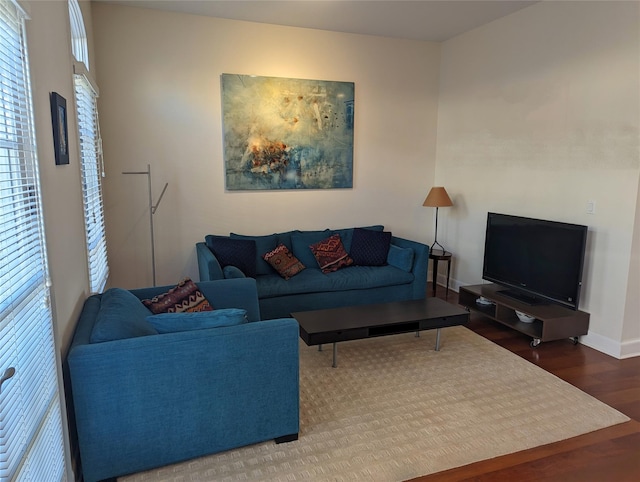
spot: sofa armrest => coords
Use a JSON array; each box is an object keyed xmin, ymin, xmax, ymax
[
  {"xmin": 130, "ymin": 278, "xmax": 262, "ymax": 321},
  {"xmin": 196, "ymin": 241, "xmax": 224, "ymax": 281},
  {"xmin": 68, "ymin": 318, "xmax": 299, "ymax": 482},
  {"xmin": 390, "ymin": 236, "xmax": 429, "ymax": 299}
]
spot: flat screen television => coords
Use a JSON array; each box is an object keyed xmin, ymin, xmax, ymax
[{"xmin": 482, "ymin": 213, "xmax": 588, "ymax": 310}]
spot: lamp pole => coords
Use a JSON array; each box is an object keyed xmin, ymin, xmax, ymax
[
  {"xmin": 122, "ymin": 164, "xmax": 168, "ymax": 286},
  {"xmin": 430, "ymin": 206, "xmax": 447, "ymax": 254}
]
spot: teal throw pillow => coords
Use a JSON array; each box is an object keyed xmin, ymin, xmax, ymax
[
  {"xmin": 223, "ymin": 265, "xmax": 247, "ymax": 279},
  {"xmin": 387, "ymin": 245, "xmax": 415, "ymax": 272},
  {"xmin": 147, "ymin": 308, "xmax": 249, "ymax": 334},
  {"xmin": 276, "ymin": 230, "xmax": 297, "ymax": 251},
  {"xmin": 90, "ymin": 288, "xmax": 158, "ymax": 343}
]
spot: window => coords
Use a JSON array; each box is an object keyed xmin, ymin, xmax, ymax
[
  {"xmin": 74, "ymin": 71, "xmax": 108, "ymax": 292},
  {"xmin": 68, "ymin": 0, "xmax": 88, "ymax": 69},
  {"xmin": 69, "ymin": 0, "xmax": 108, "ymax": 293},
  {"xmin": 0, "ymin": 0, "xmax": 66, "ymax": 480}
]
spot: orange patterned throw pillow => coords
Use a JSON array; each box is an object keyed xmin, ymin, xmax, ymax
[
  {"xmin": 309, "ymin": 233, "xmax": 353, "ymax": 273},
  {"xmin": 142, "ymin": 277, "xmax": 213, "ymax": 314},
  {"xmin": 263, "ymin": 244, "xmax": 305, "ymax": 280}
]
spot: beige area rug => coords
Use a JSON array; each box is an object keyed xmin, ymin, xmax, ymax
[{"xmin": 121, "ymin": 326, "xmax": 629, "ymax": 481}]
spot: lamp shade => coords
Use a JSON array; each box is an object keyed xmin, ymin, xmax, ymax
[{"xmin": 423, "ymin": 187, "xmax": 453, "ymax": 207}]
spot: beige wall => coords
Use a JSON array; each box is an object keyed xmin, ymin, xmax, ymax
[
  {"xmin": 435, "ymin": 1, "xmax": 640, "ymax": 357},
  {"xmin": 25, "ymin": 0, "xmax": 94, "ymax": 353},
  {"xmin": 622, "ymin": 173, "xmax": 640, "ymax": 357},
  {"xmin": 91, "ymin": 3, "xmax": 441, "ymax": 290},
  {"xmin": 90, "ymin": 2, "xmax": 638, "ymax": 357}
]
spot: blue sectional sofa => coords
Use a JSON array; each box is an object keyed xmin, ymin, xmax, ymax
[
  {"xmin": 66, "ymin": 278, "xmax": 299, "ymax": 482},
  {"xmin": 197, "ymin": 226, "xmax": 429, "ymax": 319}
]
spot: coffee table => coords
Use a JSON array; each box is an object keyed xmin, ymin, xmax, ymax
[{"xmin": 291, "ymin": 297, "xmax": 469, "ymax": 367}]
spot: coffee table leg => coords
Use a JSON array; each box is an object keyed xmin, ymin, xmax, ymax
[
  {"xmin": 435, "ymin": 328, "xmax": 441, "ymax": 351},
  {"xmin": 332, "ymin": 342, "xmax": 338, "ymax": 368},
  {"xmin": 318, "ymin": 344, "xmax": 322, "ymax": 352}
]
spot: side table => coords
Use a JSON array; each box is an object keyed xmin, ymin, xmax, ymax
[{"xmin": 429, "ymin": 249, "xmax": 452, "ymax": 298}]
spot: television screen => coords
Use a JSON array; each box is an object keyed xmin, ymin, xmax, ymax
[{"xmin": 482, "ymin": 213, "xmax": 588, "ymax": 310}]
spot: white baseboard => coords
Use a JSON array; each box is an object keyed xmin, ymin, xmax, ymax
[
  {"xmin": 431, "ymin": 273, "xmax": 463, "ymax": 294},
  {"xmin": 620, "ymin": 337, "xmax": 640, "ymax": 359},
  {"xmin": 578, "ymin": 332, "xmax": 640, "ymax": 359}
]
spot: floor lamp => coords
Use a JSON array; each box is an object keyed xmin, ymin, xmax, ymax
[
  {"xmin": 122, "ymin": 164, "xmax": 168, "ymax": 286},
  {"xmin": 423, "ymin": 186, "xmax": 453, "ymax": 254}
]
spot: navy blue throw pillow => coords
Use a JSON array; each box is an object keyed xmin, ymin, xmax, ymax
[
  {"xmin": 349, "ymin": 228, "xmax": 392, "ymax": 266},
  {"xmin": 205, "ymin": 236, "xmax": 257, "ymax": 278}
]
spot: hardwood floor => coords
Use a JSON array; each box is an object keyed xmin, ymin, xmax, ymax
[{"xmin": 410, "ymin": 284, "xmax": 640, "ymax": 482}]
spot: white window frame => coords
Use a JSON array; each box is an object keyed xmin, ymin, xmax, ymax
[{"xmin": 68, "ymin": 0, "xmax": 88, "ymax": 70}]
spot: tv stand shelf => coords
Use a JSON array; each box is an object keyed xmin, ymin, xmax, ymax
[{"xmin": 459, "ymin": 284, "xmax": 590, "ymax": 347}]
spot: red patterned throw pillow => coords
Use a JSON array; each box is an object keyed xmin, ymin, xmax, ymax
[
  {"xmin": 309, "ymin": 233, "xmax": 353, "ymax": 273},
  {"xmin": 142, "ymin": 277, "xmax": 213, "ymax": 314},
  {"xmin": 263, "ymin": 244, "xmax": 305, "ymax": 280}
]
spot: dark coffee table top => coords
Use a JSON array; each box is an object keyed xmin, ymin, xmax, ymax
[{"xmin": 292, "ymin": 297, "xmax": 468, "ymax": 342}]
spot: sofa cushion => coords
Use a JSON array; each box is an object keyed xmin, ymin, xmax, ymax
[
  {"xmin": 290, "ymin": 230, "xmax": 331, "ymax": 268},
  {"xmin": 223, "ymin": 265, "xmax": 247, "ymax": 279},
  {"xmin": 263, "ymin": 244, "xmax": 306, "ymax": 280},
  {"xmin": 276, "ymin": 230, "xmax": 297, "ymax": 251},
  {"xmin": 205, "ymin": 235, "xmax": 257, "ymax": 278},
  {"xmin": 90, "ymin": 288, "xmax": 157, "ymax": 343},
  {"xmin": 350, "ymin": 228, "xmax": 392, "ymax": 266},
  {"xmin": 141, "ymin": 278, "xmax": 213, "ymax": 314},
  {"xmin": 147, "ymin": 308, "xmax": 248, "ymax": 333},
  {"xmin": 256, "ymin": 265, "xmax": 414, "ymax": 299},
  {"xmin": 310, "ymin": 233, "xmax": 353, "ymax": 273},
  {"xmin": 330, "ymin": 228, "xmax": 354, "ymax": 252},
  {"xmin": 387, "ymin": 244, "xmax": 415, "ymax": 272},
  {"xmin": 230, "ymin": 233, "xmax": 278, "ymax": 275}
]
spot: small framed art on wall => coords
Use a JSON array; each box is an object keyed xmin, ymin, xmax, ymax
[{"xmin": 50, "ymin": 92, "xmax": 69, "ymax": 165}]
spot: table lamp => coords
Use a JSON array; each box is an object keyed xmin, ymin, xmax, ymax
[{"xmin": 423, "ymin": 186, "xmax": 453, "ymax": 254}]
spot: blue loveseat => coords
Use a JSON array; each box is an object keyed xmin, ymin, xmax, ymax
[
  {"xmin": 196, "ymin": 226, "xmax": 429, "ymax": 319},
  {"xmin": 66, "ymin": 278, "xmax": 299, "ymax": 482}
]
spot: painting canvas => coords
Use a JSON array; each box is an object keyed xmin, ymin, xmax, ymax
[{"xmin": 222, "ymin": 74, "xmax": 354, "ymax": 190}]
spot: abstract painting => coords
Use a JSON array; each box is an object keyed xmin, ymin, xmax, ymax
[{"xmin": 221, "ymin": 74, "xmax": 354, "ymax": 190}]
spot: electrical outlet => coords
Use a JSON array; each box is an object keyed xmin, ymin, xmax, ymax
[{"xmin": 586, "ymin": 200, "xmax": 596, "ymax": 214}]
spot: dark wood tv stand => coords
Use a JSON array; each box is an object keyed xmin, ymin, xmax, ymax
[{"xmin": 458, "ymin": 284, "xmax": 590, "ymax": 347}]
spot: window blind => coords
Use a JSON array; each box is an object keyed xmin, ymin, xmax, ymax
[
  {"xmin": 74, "ymin": 73, "xmax": 108, "ymax": 293},
  {"xmin": 0, "ymin": 1, "xmax": 66, "ymax": 480}
]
